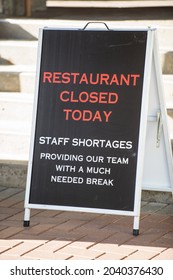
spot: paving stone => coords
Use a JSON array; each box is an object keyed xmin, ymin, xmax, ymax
[
  {"xmin": 0, "ymin": 206, "xmax": 22, "ymax": 215},
  {"xmin": 0, "ymin": 225, "xmax": 7, "ymax": 231},
  {"xmin": 152, "ymin": 248, "xmax": 173, "ymax": 259},
  {"xmin": 151, "ymin": 236, "xmax": 173, "ymax": 247},
  {"xmin": 0, "ymin": 254, "xmax": 24, "ymax": 260},
  {"xmin": 0, "ymin": 187, "xmax": 21, "ymax": 200},
  {"xmin": 36, "ymin": 239, "xmax": 72, "ymax": 253},
  {"xmin": 69, "ymin": 255, "xmax": 93, "ymax": 260},
  {"xmin": 100, "ymin": 233, "xmax": 133, "ymax": 246},
  {"xmin": 96, "ymin": 252, "xmax": 124, "ymax": 260},
  {"xmin": 23, "ymin": 249, "xmax": 72, "ymax": 260},
  {"xmin": 0, "ymin": 239, "xmax": 22, "ymax": 250},
  {"xmin": 0, "ymin": 227, "xmax": 24, "ymax": 238},
  {"xmin": 0, "ymin": 219, "xmax": 29, "ymax": 228},
  {"xmin": 1, "ymin": 240, "xmax": 45, "ymax": 257},
  {"xmin": 124, "ymin": 249, "xmax": 160, "ymax": 260},
  {"xmin": 89, "ymin": 243, "xmax": 137, "ymax": 256},
  {"xmin": 37, "ymin": 228, "xmax": 86, "ymax": 241},
  {"xmin": 48, "ymin": 219, "xmax": 87, "ymax": 232},
  {"xmin": 0, "ymin": 213, "xmax": 13, "ymax": 221},
  {"xmin": 54, "ymin": 246, "xmax": 103, "ymax": 259},
  {"xmin": 141, "ymin": 202, "xmax": 168, "ymax": 213},
  {"xmin": 157, "ymin": 204, "xmax": 173, "ymax": 215},
  {"xmin": 5, "ymin": 211, "xmax": 24, "ymax": 221},
  {"xmin": 67, "ymin": 240, "xmax": 95, "ymax": 250},
  {"xmin": 72, "ymin": 227, "xmax": 113, "ymax": 243},
  {"xmin": 23, "ymin": 223, "xmax": 58, "ymax": 235},
  {"xmin": 57, "ymin": 211, "xmax": 100, "ymax": 221}
]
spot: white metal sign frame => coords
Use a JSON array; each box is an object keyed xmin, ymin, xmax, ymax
[
  {"xmin": 142, "ymin": 31, "xmax": 173, "ymax": 192},
  {"xmin": 23, "ymin": 25, "xmax": 172, "ymax": 236}
]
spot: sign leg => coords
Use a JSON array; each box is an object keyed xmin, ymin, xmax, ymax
[
  {"xmin": 133, "ymin": 215, "xmax": 140, "ymax": 236},
  {"xmin": 23, "ymin": 208, "xmax": 31, "ymax": 227}
]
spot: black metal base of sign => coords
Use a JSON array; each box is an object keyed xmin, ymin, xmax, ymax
[
  {"xmin": 23, "ymin": 221, "xmax": 30, "ymax": 227},
  {"xmin": 133, "ymin": 229, "xmax": 139, "ymax": 236}
]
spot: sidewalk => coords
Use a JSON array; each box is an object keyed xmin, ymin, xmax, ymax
[
  {"xmin": 0, "ymin": 5, "xmax": 173, "ymax": 261},
  {"xmin": 0, "ymin": 186, "xmax": 173, "ymax": 260}
]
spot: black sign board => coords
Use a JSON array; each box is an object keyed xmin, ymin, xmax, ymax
[{"xmin": 24, "ymin": 27, "xmax": 148, "ymax": 230}]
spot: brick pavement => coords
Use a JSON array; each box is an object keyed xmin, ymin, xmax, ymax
[{"xmin": 0, "ymin": 186, "xmax": 173, "ymax": 260}]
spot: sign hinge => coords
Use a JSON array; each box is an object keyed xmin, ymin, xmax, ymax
[
  {"xmin": 147, "ymin": 111, "xmax": 163, "ymax": 147},
  {"xmin": 156, "ymin": 110, "xmax": 162, "ymax": 148}
]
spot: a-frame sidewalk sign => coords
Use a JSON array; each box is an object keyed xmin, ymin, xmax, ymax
[{"xmin": 23, "ymin": 23, "xmax": 173, "ymax": 236}]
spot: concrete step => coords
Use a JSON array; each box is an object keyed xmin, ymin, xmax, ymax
[
  {"xmin": 0, "ymin": 92, "xmax": 33, "ymax": 162},
  {"xmin": 0, "ymin": 92, "xmax": 34, "ymax": 121},
  {"xmin": 0, "ymin": 42, "xmax": 173, "ymax": 74},
  {"xmin": 0, "ymin": 75, "xmax": 171, "ymax": 109},
  {"xmin": 0, "ymin": 20, "xmax": 172, "ymax": 164},
  {"xmin": 168, "ymin": 110, "xmax": 173, "ymax": 144},
  {"xmin": 0, "ymin": 21, "xmax": 172, "ymax": 65},
  {"xmin": 1, "ymin": 28, "xmax": 171, "ymax": 67},
  {"xmin": 0, "ymin": 19, "xmax": 173, "ymax": 44},
  {"xmin": 0, "ymin": 40, "xmax": 37, "ymax": 65},
  {"xmin": 0, "ymin": 120, "xmax": 31, "ymax": 163},
  {"xmin": 0, "ymin": 65, "xmax": 35, "ymax": 93},
  {"xmin": 0, "ymin": 19, "xmax": 38, "ymax": 40},
  {"xmin": 47, "ymin": 1, "xmax": 173, "ymax": 9},
  {"xmin": 0, "ymin": 115, "xmax": 172, "ymax": 163},
  {"xmin": 1, "ymin": 128, "xmax": 173, "ymax": 163},
  {"xmin": 163, "ymin": 75, "xmax": 173, "ymax": 108},
  {"xmin": 0, "ymin": 51, "xmax": 173, "ymax": 93},
  {"xmin": 157, "ymin": 27, "xmax": 173, "ymax": 50},
  {"xmin": 161, "ymin": 49, "xmax": 173, "ymax": 75},
  {"xmin": 0, "ymin": 86, "xmax": 172, "ymax": 163}
]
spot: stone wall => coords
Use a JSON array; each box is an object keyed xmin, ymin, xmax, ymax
[
  {"xmin": 2, "ymin": 0, "xmax": 24, "ymax": 16},
  {"xmin": 0, "ymin": 0, "xmax": 46, "ymax": 16}
]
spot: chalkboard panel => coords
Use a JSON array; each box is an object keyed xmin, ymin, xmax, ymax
[{"xmin": 28, "ymin": 28, "xmax": 147, "ymax": 212}]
